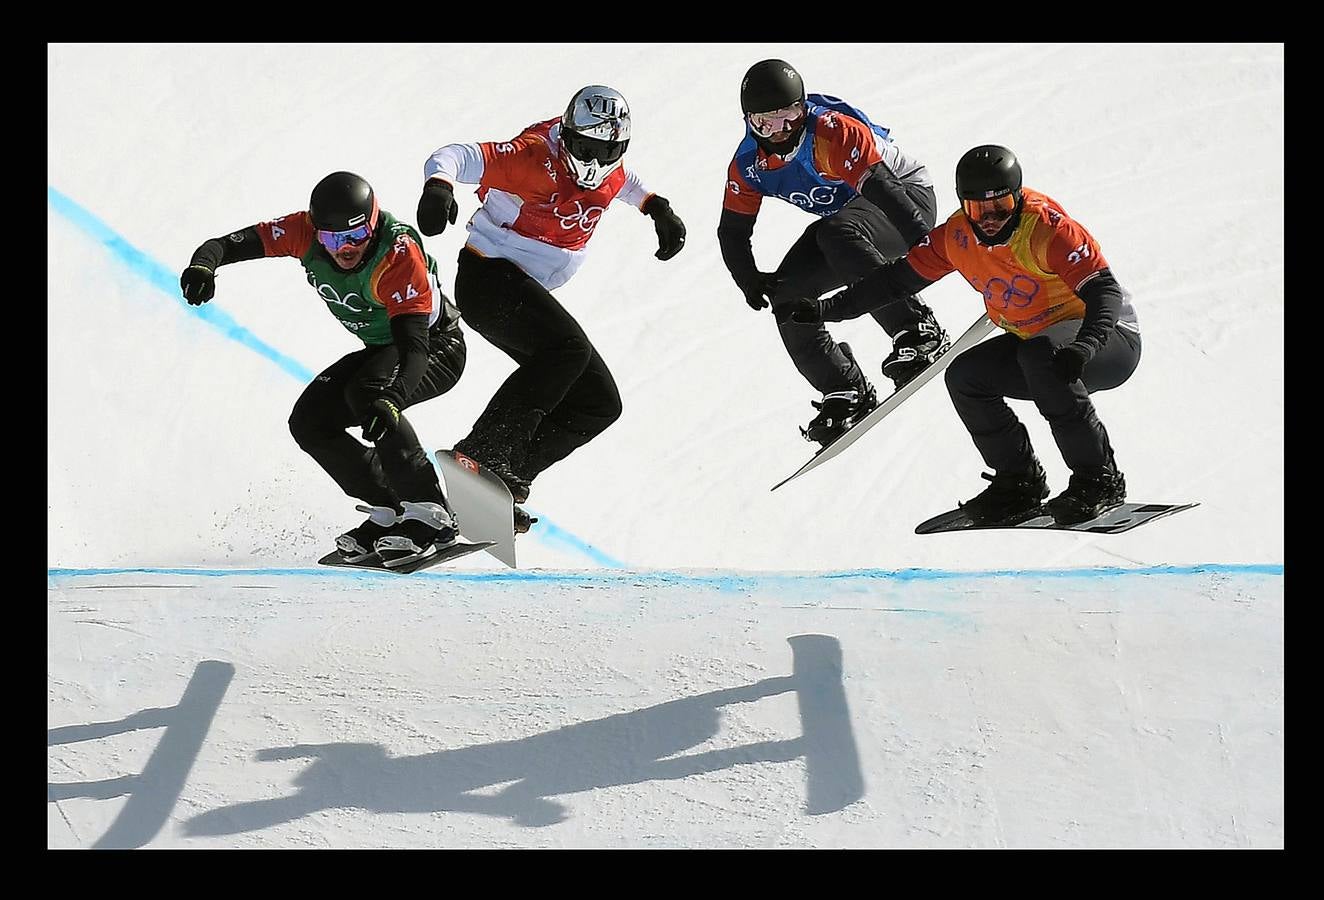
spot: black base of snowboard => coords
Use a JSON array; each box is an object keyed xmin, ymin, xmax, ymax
[
  {"xmin": 915, "ymin": 502, "xmax": 1199, "ymax": 536},
  {"xmin": 317, "ymin": 540, "xmax": 496, "ymax": 574}
]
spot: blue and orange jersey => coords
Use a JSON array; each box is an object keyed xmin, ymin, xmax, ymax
[{"xmin": 723, "ymin": 95, "xmax": 889, "ymax": 218}]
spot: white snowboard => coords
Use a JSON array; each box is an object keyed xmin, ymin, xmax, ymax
[
  {"xmin": 773, "ymin": 313, "xmax": 997, "ymax": 491},
  {"xmin": 436, "ymin": 449, "xmax": 518, "ymax": 568}
]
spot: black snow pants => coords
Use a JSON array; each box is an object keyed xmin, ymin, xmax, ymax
[
  {"xmin": 943, "ymin": 318, "xmax": 1142, "ymax": 475},
  {"xmin": 769, "ymin": 188, "xmax": 938, "ymax": 395},
  {"xmin": 287, "ymin": 320, "xmax": 466, "ymax": 511},
  {"xmin": 453, "ymin": 248, "xmax": 623, "ymax": 484}
]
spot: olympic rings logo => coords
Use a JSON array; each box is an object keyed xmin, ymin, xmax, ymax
[
  {"xmin": 307, "ymin": 272, "xmax": 368, "ymax": 313},
  {"xmin": 554, "ymin": 200, "xmax": 605, "ymax": 233},
  {"xmin": 976, "ymin": 274, "xmax": 1040, "ymax": 309},
  {"xmin": 786, "ymin": 185, "xmax": 838, "ymax": 210}
]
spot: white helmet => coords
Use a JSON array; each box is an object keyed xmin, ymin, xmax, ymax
[{"xmin": 559, "ymin": 85, "xmax": 631, "ymax": 189}]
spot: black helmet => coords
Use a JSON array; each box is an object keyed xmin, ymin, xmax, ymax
[
  {"xmin": 740, "ymin": 59, "xmax": 805, "ymax": 114},
  {"xmin": 309, "ymin": 171, "xmax": 379, "ymax": 233},
  {"xmin": 741, "ymin": 59, "xmax": 808, "ymax": 156},
  {"xmin": 955, "ymin": 145, "xmax": 1022, "ymax": 202},
  {"xmin": 956, "ymin": 145, "xmax": 1023, "ymax": 245}
]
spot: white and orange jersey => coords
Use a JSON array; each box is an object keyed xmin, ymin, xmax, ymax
[{"xmin": 423, "ymin": 118, "xmax": 654, "ymax": 290}]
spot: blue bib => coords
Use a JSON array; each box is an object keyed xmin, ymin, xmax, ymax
[{"xmin": 733, "ymin": 94, "xmax": 891, "ymax": 218}]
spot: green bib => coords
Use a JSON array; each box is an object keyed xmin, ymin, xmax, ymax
[{"xmin": 298, "ymin": 211, "xmax": 440, "ymax": 346}]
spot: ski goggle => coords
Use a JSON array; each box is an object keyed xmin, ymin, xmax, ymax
[
  {"xmin": 961, "ymin": 193, "xmax": 1019, "ymax": 223},
  {"xmin": 747, "ymin": 101, "xmax": 805, "ymax": 137},
  {"xmin": 563, "ymin": 131, "xmax": 628, "ymax": 166},
  {"xmin": 316, "ymin": 222, "xmax": 374, "ymax": 253}
]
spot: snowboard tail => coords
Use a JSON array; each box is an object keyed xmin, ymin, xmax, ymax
[{"xmin": 436, "ymin": 449, "xmax": 520, "ymax": 568}]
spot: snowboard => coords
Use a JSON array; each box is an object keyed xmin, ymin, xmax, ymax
[
  {"xmin": 317, "ymin": 540, "xmax": 496, "ymax": 574},
  {"xmin": 914, "ymin": 502, "xmax": 1200, "ymax": 536},
  {"xmin": 436, "ymin": 449, "xmax": 520, "ymax": 568},
  {"xmin": 773, "ymin": 313, "xmax": 998, "ymax": 491}
]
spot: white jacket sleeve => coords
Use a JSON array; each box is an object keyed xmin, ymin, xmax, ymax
[
  {"xmin": 614, "ymin": 168, "xmax": 652, "ymax": 209},
  {"xmin": 423, "ymin": 142, "xmax": 487, "ymax": 185}
]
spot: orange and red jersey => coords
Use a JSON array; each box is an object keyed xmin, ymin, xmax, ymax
[
  {"xmin": 424, "ymin": 118, "xmax": 654, "ymax": 290},
  {"xmin": 905, "ymin": 189, "xmax": 1109, "ymax": 337}
]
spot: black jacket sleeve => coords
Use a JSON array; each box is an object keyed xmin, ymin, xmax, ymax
[
  {"xmin": 381, "ymin": 313, "xmax": 432, "ymax": 407},
  {"xmin": 819, "ymin": 258, "xmax": 937, "ymax": 322},
  {"xmin": 856, "ymin": 162, "xmax": 931, "ymax": 249},
  {"xmin": 1071, "ymin": 268, "xmax": 1125, "ymax": 357},
  {"xmin": 188, "ymin": 226, "xmax": 266, "ymax": 270},
  {"xmin": 717, "ymin": 208, "xmax": 760, "ymax": 290}
]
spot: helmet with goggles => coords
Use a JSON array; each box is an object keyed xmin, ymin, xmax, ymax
[
  {"xmin": 560, "ymin": 85, "xmax": 631, "ymax": 190},
  {"xmin": 309, "ymin": 171, "xmax": 380, "ymax": 253},
  {"xmin": 740, "ymin": 59, "xmax": 808, "ymax": 155},
  {"xmin": 955, "ymin": 145, "xmax": 1024, "ymax": 245}
]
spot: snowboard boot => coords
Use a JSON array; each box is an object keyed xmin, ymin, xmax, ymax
[
  {"xmin": 374, "ymin": 500, "xmax": 458, "ymax": 569},
  {"xmin": 959, "ymin": 461, "xmax": 1051, "ymax": 525},
  {"xmin": 882, "ymin": 313, "xmax": 950, "ymax": 391},
  {"xmin": 801, "ymin": 382, "xmax": 878, "ymax": 448},
  {"xmin": 336, "ymin": 504, "xmax": 399, "ymax": 563},
  {"xmin": 1045, "ymin": 468, "xmax": 1127, "ymax": 526},
  {"xmin": 453, "ymin": 437, "xmax": 532, "ymax": 504}
]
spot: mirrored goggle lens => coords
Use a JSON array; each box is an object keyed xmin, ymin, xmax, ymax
[
  {"xmin": 747, "ymin": 102, "xmax": 805, "ymax": 137},
  {"xmin": 962, "ymin": 194, "xmax": 1018, "ymax": 222},
  {"xmin": 566, "ymin": 133, "xmax": 627, "ymax": 165},
  {"xmin": 317, "ymin": 223, "xmax": 373, "ymax": 252}
]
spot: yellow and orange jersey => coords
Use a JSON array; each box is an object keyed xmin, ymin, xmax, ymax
[{"xmin": 906, "ymin": 189, "xmax": 1109, "ymax": 337}]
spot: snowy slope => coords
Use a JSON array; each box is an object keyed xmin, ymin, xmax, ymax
[{"xmin": 47, "ymin": 43, "xmax": 1283, "ymax": 848}]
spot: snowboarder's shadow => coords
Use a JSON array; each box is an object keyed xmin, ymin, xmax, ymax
[
  {"xmin": 48, "ymin": 660, "xmax": 235, "ymax": 849},
  {"xmin": 186, "ymin": 634, "xmax": 864, "ymax": 835}
]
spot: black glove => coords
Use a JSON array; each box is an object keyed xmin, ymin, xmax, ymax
[
  {"xmin": 180, "ymin": 265, "xmax": 216, "ymax": 305},
  {"xmin": 642, "ymin": 195, "xmax": 686, "ymax": 260},
  {"xmin": 416, "ymin": 179, "xmax": 458, "ymax": 237},
  {"xmin": 1051, "ymin": 343, "xmax": 1093, "ymax": 383},
  {"xmin": 740, "ymin": 272, "xmax": 780, "ymax": 311},
  {"xmin": 774, "ymin": 297, "xmax": 824, "ymax": 326},
  {"xmin": 361, "ymin": 397, "xmax": 401, "ymax": 443}
]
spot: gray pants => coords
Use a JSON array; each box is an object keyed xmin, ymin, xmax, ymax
[
  {"xmin": 943, "ymin": 318, "xmax": 1142, "ymax": 474},
  {"xmin": 770, "ymin": 187, "xmax": 938, "ymax": 395}
]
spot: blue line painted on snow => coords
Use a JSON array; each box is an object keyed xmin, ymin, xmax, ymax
[
  {"xmin": 47, "ymin": 562, "xmax": 1283, "ymax": 585},
  {"xmin": 48, "ymin": 187, "xmax": 315, "ymax": 383},
  {"xmin": 422, "ymin": 451, "xmax": 623, "ymax": 568},
  {"xmin": 522, "ymin": 509, "xmax": 626, "ymax": 568},
  {"xmin": 50, "ymin": 188, "xmax": 613, "ymax": 567}
]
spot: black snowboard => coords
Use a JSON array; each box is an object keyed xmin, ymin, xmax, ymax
[
  {"xmin": 317, "ymin": 540, "xmax": 496, "ymax": 574},
  {"xmin": 915, "ymin": 502, "xmax": 1199, "ymax": 536}
]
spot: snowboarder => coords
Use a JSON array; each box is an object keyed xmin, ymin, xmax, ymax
[
  {"xmin": 415, "ymin": 85, "xmax": 686, "ymax": 528},
  {"xmin": 783, "ymin": 145, "xmax": 1142, "ymax": 525},
  {"xmin": 179, "ymin": 172, "xmax": 467, "ymax": 567},
  {"xmin": 718, "ymin": 58, "xmax": 949, "ymax": 447}
]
